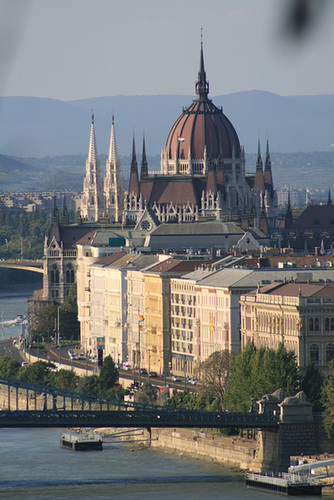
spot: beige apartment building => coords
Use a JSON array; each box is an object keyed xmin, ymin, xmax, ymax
[{"xmin": 240, "ymin": 281, "xmax": 334, "ymax": 374}]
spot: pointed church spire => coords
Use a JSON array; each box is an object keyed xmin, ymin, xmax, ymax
[
  {"xmin": 104, "ymin": 115, "xmax": 124, "ymax": 222},
  {"xmin": 195, "ymin": 29, "xmax": 209, "ymax": 100},
  {"xmin": 254, "ymin": 139, "xmax": 265, "ymax": 193},
  {"xmin": 128, "ymin": 134, "xmax": 140, "ymax": 195},
  {"xmin": 264, "ymin": 137, "xmax": 274, "ymax": 192},
  {"xmin": 81, "ymin": 114, "xmax": 103, "ymax": 221},
  {"xmin": 140, "ymin": 133, "xmax": 148, "ymax": 180},
  {"xmin": 88, "ymin": 114, "xmax": 99, "ymax": 164},
  {"xmin": 328, "ymin": 188, "xmax": 332, "ymax": 205}
]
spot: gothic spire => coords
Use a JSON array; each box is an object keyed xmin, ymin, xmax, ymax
[
  {"xmin": 264, "ymin": 137, "xmax": 274, "ymax": 193},
  {"xmin": 128, "ymin": 133, "xmax": 140, "ymax": 195},
  {"xmin": 284, "ymin": 191, "xmax": 293, "ymax": 229},
  {"xmin": 328, "ymin": 188, "xmax": 332, "ymax": 205},
  {"xmin": 195, "ymin": 30, "xmax": 209, "ymax": 100},
  {"xmin": 107, "ymin": 115, "xmax": 118, "ymax": 164},
  {"xmin": 140, "ymin": 133, "xmax": 148, "ymax": 180},
  {"xmin": 88, "ymin": 114, "xmax": 99, "ymax": 164},
  {"xmin": 254, "ymin": 139, "xmax": 265, "ymax": 193}
]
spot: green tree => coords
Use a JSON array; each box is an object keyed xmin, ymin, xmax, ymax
[
  {"xmin": 19, "ymin": 360, "xmax": 56, "ymax": 385},
  {"xmin": 196, "ymin": 350, "xmax": 231, "ymax": 409},
  {"xmin": 79, "ymin": 375, "xmax": 101, "ymax": 396},
  {"xmin": 135, "ymin": 382, "xmax": 158, "ymax": 404},
  {"xmin": 224, "ymin": 342, "xmax": 299, "ymax": 412},
  {"xmin": 99, "ymin": 356, "xmax": 119, "ymax": 392},
  {"xmin": 300, "ymin": 363, "xmax": 325, "ymax": 411},
  {"xmin": 322, "ymin": 361, "xmax": 334, "ymax": 437},
  {"xmin": 0, "ymin": 356, "xmax": 21, "ymax": 378},
  {"xmin": 52, "ymin": 369, "xmax": 79, "ymax": 391},
  {"xmin": 59, "ymin": 284, "xmax": 80, "ymax": 341}
]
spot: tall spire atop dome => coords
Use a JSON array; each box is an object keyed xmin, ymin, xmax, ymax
[{"xmin": 195, "ymin": 29, "xmax": 209, "ymax": 100}]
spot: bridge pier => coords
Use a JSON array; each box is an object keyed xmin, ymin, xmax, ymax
[{"xmin": 251, "ymin": 390, "xmax": 317, "ymax": 473}]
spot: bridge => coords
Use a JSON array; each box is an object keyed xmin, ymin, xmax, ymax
[
  {"xmin": 0, "ymin": 377, "xmax": 279, "ymax": 429},
  {"xmin": 0, "ymin": 259, "xmax": 44, "ymax": 274}
]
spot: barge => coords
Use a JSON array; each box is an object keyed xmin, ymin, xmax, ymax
[
  {"xmin": 246, "ymin": 458, "xmax": 334, "ymax": 496},
  {"xmin": 245, "ymin": 472, "xmax": 322, "ymax": 496},
  {"xmin": 60, "ymin": 431, "xmax": 103, "ymax": 451}
]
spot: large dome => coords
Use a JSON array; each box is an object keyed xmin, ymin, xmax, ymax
[{"xmin": 165, "ymin": 44, "xmax": 241, "ymax": 162}]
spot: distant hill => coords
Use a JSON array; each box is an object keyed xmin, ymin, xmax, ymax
[
  {"xmin": 0, "ymin": 151, "xmax": 333, "ymax": 192},
  {"xmin": 1, "ymin": 91, "xmax": 334, "ymax": 157}
]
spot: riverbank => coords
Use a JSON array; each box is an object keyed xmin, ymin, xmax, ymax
[{"xmin": 96, "ymin": 426, "xmax": 257, "ymax": 471}]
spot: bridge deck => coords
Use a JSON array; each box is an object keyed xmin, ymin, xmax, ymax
[{"xmin": 0, "ymin": 377, "xmax": 279, "ymax": 429}]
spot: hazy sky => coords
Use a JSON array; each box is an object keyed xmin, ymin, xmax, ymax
[{"xmin": 1, "ymin": 0, "xmax": 334, "ymax": 101}]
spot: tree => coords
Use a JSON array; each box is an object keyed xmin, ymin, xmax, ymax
[
  {"xmin": 322, "ymin": 361, "xmax": 334, "ymax": 437},
  {"xmin": 135, "ymin": 382, "xmax": 158, "ymax": 404},
  {"xmin": 19, "ymin": 360, "xmax": 56, "ymax": 385},
  {"xmin": 300, "ymin": 363, "xmax": 325, "ymax": 411},
  {"xmin": 59, "ymin": 284, "xmax": 80, "ymax": 341},
  {"xmin": 224, "ymin": 342, "xmax": 299, "ymax": 412},
  {"xmin": 99, "ymin": 356, "xmax": 119, "ymax": 392},
  {"xmin": 52, "ymin": 369, "xmax": 79, "ymax": 391},
  {"xmin": 0, "ymin": 356, "xmax": 20, "ymax": 378},
  {"xmin": 79, "ymin": 375, "xmax": 101, "ymax": 396},
  {"xmin": 195, "ymin": 350, "xmax": 231, "ymax": 409}
]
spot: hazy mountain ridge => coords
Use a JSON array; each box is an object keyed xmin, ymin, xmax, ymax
[
  {"xmin": 1, "ymin": 151, "xmax": 333, "ymax": 192},
  {"xmin": 0, "ymin": 91, "xmax": 334, "ymax": 158}
]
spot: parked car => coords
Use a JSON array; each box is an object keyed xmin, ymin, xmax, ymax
[
  {"xmin": 140, "ymin": 368, "xmax": 148, "ymax": 375},
  {"xmin": 171, "ymin": 375, "xmax": 180, "ymax": 382},
  {"xmin": 149, "ymin": 371, "xmax": 157, "ymax": 378},
  {"xmin": 187, "ymin": 377, "xmax": 197, "ymax": 385},
  {"xmin": 122, "ymin": 362, "xmax": 131, "ymax": 371},
  {"xmin": 77, "ymin": 353, "xmax": 86, "ymax": 360}
]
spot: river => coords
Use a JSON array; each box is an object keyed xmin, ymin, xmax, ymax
[{"xmin": 1, "ymin": 288, "xmax": 334, "ymax": 499}]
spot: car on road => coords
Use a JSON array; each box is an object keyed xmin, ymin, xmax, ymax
[
  {"xmin": 187, "ymin": 377, "xmax": 197, "ymax": 385},
  {"xmin": 149, "ymin": 371, "xmax": 157, "ymax": 378},
  {"xmin": 122, "ymin": 362, "xmax": 131, "ymax": 371},
  {"xmin": 171, "ymin": 375, "xmax": 180, "ymax": 382},
  {"xmin": 140, "ymin": 368, "xmax": 148, "ymax": 375},
  {"xmin": 77, "ymin": 353, "xmax": 86, "ymax": 360},
  {"xmin": 68, "ymin": 349, "xmax": 75, "ymax": 360}
]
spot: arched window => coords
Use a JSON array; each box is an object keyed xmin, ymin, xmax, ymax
[
  {"xmin": 66, "ymin": 264, "xmax": 74, "ymax": 284},
  {"xmin": 50, "ymin": 264, "xmax": 59, "ymax": 285},
  {"xmin": 326, "ymin": 344, "xmax": 334, "ymax": 362},
  {"xmin": 310, "ymin": 344, "xmax": 319, "ymax": 362},
  {"xmin": 314, "ymin": 318, "xmax": 319, "ymax": 331},
  {"xmin": 309, "ymin": 318, "xmax": 314, "ymax": 331},
  {"xmin": 325, "ymin": 318, "xmax": 330, "ymax": 331}
]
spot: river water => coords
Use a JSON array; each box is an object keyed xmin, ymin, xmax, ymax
[{"xmin": 1, "ymin": 289, "xmax": 334, "ymax": 499}]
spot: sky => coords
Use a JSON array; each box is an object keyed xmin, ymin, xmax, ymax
[{"xmin": 0, "ymin": 0, "xmax": 334, "ymax": 101}]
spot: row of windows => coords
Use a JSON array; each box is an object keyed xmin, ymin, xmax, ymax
[
  {"xmin": 50, "ymin": 264, "xmax": 75, "ymax": 285},
  {"xmin": 309, "ymin": 317, "xmax": 334, "ymax": 331},
  {"xmin": 310, "ymin": 343, "xmax": 334, "ymax": 362}
]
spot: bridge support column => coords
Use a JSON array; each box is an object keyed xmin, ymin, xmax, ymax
[{"xmin": 250, "ymin": 428, "xmax": 280, "ymax": 473}]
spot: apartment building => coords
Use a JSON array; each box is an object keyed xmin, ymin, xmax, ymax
[{"xmin": 240, "ymin": 281, "xmax": 334, "ymax": 374}]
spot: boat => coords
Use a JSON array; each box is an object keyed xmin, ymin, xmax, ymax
[{"xmin": 60, "ymin": 431, "xmax": 103, "ymax": 451}]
